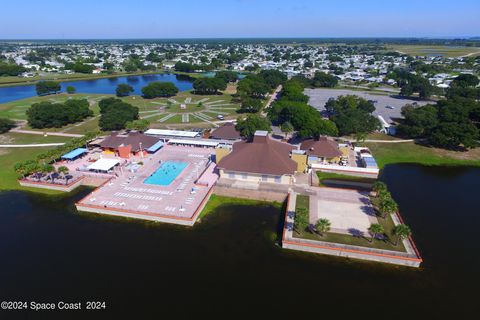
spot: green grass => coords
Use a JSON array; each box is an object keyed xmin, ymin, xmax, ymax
[
  {"xmin": 316, "ymin": 171, "xmax": 376, "ymax": 186},
  {"xmin": 388, "ymin": 45, "xmax": 480, "ymax": 57},
  {"xmin": 1, "ymin": 90, "xmax": 239, "ymax": 130},
  {"xmin": 365, "ymin": 141, "xmax": 480, "ymax": 168},
  {"xmin": 293, "ymin": 194, "xmax": 405, "ymax": 252},
  {"xmin": 197, "ymin": 194, "xmax": 281, "ymax": 221}
]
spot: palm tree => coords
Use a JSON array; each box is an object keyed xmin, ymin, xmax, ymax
[
  {"xmin": 280, "ymin": 121, "xmax": 294, "ymax": 139},
  {"xmin": 372, "ymin": 181, "xmax": 387, "ymax": 196},
  {"xmin": 57, "ymin": 166, "xmax": 70, "ymax": 184},
  {"xmin": 14, "ymin": 162, "xmax": 27, "ymax": 179},
  {"xmin": 295, "ymin": 207, "xmax": 309, "ymax": 233},
  {"xmin": 40, "ymin": 164, "xmax": 55, "ymax": 183},
  {"xmin": 378, "ymin": 196, "xmax": 398, "ymax": 218},
  {"xmin": 393, "ymin": 224, "xmax": 412, "ymax": 246},
  {"xmin": 315, "ymin": 218, "xmax": 331, "ymax": 237},
  {"xmin": 368, "ymin": 223, "xmax": 384, "ymax": 242}
]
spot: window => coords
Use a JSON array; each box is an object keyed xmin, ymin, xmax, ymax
[
  {"xmin": 275, "ymin": 176, "xmax": 281, "ymax": 183},
  {"xmin": 261, "ymin": 175, "xmax": 268, "ymax": 182},
  {"xmin": 241, "ymin": 173, "xmax": 248, "ymax": 180},
  {"xmin": 228, "ymin": 172, "xmax": 235, "ymax": 179}
]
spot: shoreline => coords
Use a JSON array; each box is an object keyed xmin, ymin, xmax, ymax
[{"xmin": 0, "ymin": 70, "xmax": 200, "ymax": 88}]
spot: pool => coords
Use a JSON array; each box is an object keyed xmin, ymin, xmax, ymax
[{"xmin": 144, "ymin": 161, "xmax": 188, "ymax": 186}]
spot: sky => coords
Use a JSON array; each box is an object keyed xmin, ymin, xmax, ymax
[{"xmin": 1, "ymin": 0, "xmax": 479, "ymax": 39}]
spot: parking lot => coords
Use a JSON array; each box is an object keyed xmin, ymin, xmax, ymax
[{"xmin": 305, "ymin": 88, "xmax": 432, "ymax": 123}]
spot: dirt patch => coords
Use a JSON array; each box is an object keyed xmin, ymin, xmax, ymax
[{"xmin": 432, "ymin": 147, "xmax": 480, "ymax": 161}]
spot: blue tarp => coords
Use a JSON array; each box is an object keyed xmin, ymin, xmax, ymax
[
  {"xmin": 61, "ymin": 148, "xmax": 87, "ymax": 160},
  {"xmin": 147, "ymin": 140, "xmax": 164, "ymax": 153}
]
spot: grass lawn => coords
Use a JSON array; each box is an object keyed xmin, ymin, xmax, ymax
[
  {"xmin": 365, "ymin": 141, "xmax": 480, "ymax": 168},
  {"xmin": 388, "ymin": 45, "xmax": 480, "ymax": 57},
  {"xmin": 1, "ymin": 90, "xmax": 239, "ymax": 131},
  {"xmin": 316, "ymin": 171, "xmax": 376, "ymax": 186},
  {"xmin": 197, "ymin": 194, "xmax": 281, "ymax": 221},
  {"xmin": 0, "ymin": 132, "xmax": 69, "ymax": 145},
  {"xmin": 0, "ymin": 147, "xmax": 66, "ymax": 194},
  {"xmin": 293, "ymin": 194, "xmax": 405, "ymax": 252}
]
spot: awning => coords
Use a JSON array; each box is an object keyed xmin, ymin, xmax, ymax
[
  {"xmin": 167, "ymin": 139, "xmax": 219, "ymax": 147},
  {"xmin": 147, "ymin": 140, "xmax": 164, "ymax": 153},
  {"xmin": 87, "ymin": 158, "xmax": 120, "ymax": 171},
  {"xmin": 61, "ymin": 148, "xmax": 87, "ymax": 160}
]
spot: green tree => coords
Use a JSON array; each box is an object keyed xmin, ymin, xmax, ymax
[
  {"xmin": 57, "ymin": 166, "xmax": 70, "ymax": 185},
  {"xmin": 116, "ymin": 84, "xmax": 134, "ymax": 97},
  {"xmin": 235, "ymin": 114, "xmax": 271, "ymax": 140},
  {"xmin": 239, "ymin": 97, "xmax": 263, "ymax": 113},
  {"xmin": 0, "ymin": 118, "xmax": 15, "ymax": 133},
  {"xmin": 295, "ymin": 207, "xmax": 309, "ymax": 232},
  {"xmin": 393, "ymin": 224, "xmax": 412, "ymax": 246},
  {"xmin": 315, "ymin": 218, "xmax": 331, "ymax": 236},
  {"xmin": 125, "ymin": 119, "xmax": 150, "ymax": 131},
  {"xmin": 98, "ymin": 98, "xmax": 139, "ymax": 131},
  {"xmin": 66, "ymin": 86, "xmax": 76, "ymax": 94},
  {"xmin": 215, "ymin": 71, "xmax": 238, "ymax": 83},
  {"xmin": 193, "ymin": 77, "xmax": 227, "ymax": 95},
  {"xmin": 372, "ymin": 181, "xmax": 388, "ymax": 195},
  {"xmin": 311, "ymin": 71, "xmax": 338, "ymax": 88},
  {"xmin": 280, "ymin": 121, "xmax": 294, "ymax": 139},
  {"xmin": 35, "ymin": 81, "xmax": 61, "ymax": 96},
  {"xmin": 141, "ymin": 82, "xmax": 179, "ymax": 98},
  {"xmin": 368, "ymin": 223, "xmax": 384, "ymax": 242}
]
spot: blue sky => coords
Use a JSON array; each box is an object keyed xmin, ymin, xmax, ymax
[{"xmin": 1, "ymin": 0, "xmax": 479, "ymax": 39}]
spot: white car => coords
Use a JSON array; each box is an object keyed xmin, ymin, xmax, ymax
[{"xmin": 386, "ymin": 106, "xmax": 395, "ymax": 109}]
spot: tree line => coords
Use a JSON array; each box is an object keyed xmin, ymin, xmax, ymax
[{"xmin": 27, "ymin": 99, "xmax": 93, "ymax": 129}]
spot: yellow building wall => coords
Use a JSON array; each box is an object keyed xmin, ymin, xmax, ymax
[
  {"xmin": 215, "ymin": 148, "xmax": 231, "ymax": 163},
  {"xmin": 291, "ymin": 154, "xmax": 308, "ymax": 172}
]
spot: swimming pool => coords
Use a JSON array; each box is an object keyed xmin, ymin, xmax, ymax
[{"xmin": 145, "ymin": 161, "xmax": 188, "ymax": 186}]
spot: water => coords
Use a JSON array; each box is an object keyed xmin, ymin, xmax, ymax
[
  {"xmin": 0, "ymin": 165, "xmax": 479, "ymax": 318},
  {"xmin": 144, "ymin": 160, "xmax": 188, "ymax": 186},
  {"xmin": 0, "ymin": 73, "xmax": 194, "ymax": 104}
]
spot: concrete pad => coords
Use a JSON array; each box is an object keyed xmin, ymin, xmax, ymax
[{"xmin": 309, "ymin": 188, "xmax": 377, "ymax": 235}]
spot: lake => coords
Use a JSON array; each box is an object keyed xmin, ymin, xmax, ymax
[
  {"xmin": 0, "ymin": 73, "xmax": 194, "ymax": 104},
  {"xmin": 0, "ymin": 164, "xmax": 478, "ymax": 318}
]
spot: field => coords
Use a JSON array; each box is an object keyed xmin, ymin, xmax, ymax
[
  {"xmin": 365, "ymin": 141, "xmax": 480, "ymax": 168},
  {"xmin": 388, "ymin": 45, "xmax": 480, "ymax": 57},
  {"xmin": 0, "ymin": 90, "xmax": 240, "ymax": 132},
  {"xmin": 0, "ymin": 132, "xmax": 71, "ymax": 192}
]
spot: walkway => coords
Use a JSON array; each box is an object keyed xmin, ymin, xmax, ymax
[{"xmin": 0, "ymin": 143, "xmax": 65, "ymax": 148}]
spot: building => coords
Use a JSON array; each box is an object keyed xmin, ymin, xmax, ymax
[
  {"xmin": 209, "ymin": 122, "xmax": 241, "ymax": 140},
  {"xmin": 300, "ymin": 137, "xmax": 342, "ymax": 164},
  {"xmin": 217, "ymin": 131, "xmax": 297, "ymax": 184},
  {"xmin": 99, "ymin": 131, "xmax": 160, "ymax": 158}
]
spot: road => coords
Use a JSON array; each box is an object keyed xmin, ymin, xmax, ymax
[{"xmin": 0, "ymin": 143, "xmax": 66, "ymax": 148}]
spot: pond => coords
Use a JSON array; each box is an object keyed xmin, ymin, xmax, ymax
[
  {"xmin": 0, "ymin": 73, "xmax": 194, "ymax": 104},
  {"xmin": 0, "ymin": 164, "xmax": 478, "ymax": 317}
]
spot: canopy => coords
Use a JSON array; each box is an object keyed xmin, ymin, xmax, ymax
[
  {"xmin": 61, "ymin": 148, "xmax": 87, "ymax": 160},
  {"xmin": 87, "ymin": 158, "xmax": 120, "ymax": 171},
  {"xmin": 144, "ymin": 129, "xmax": 200, "ymax": 138},
  {"xmin": 147, "ymin": 140, "xmax": 164, "ymax": 153},
  {"xmin": 168, "ymin": 139, "xmax": 219, "ymax": 147}
]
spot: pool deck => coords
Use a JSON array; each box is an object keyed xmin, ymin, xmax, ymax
[{"xmin": 76, "ymin": 145, "xmax": 218, "ymax": 226}]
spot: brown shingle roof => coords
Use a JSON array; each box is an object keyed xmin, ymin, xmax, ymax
[
  {"xmin": 210, "ymin": 123, "xmax": 241, "ymax": 140},
  {"xmin": 300, "ymin": 137, "xmax": 341, "ymax": 158},
  {"xmin": 99, "ymin": 132, "xmax": 159, "ymax": 152},
  {"xmin": 217, "ymin": 134, "xmax": 297, "ymax": 176}
]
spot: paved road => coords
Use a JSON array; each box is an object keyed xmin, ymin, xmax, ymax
[
  {"xmin": 0, "ymin": 143, "xmax": 66, "ymax": 148},
  {"xmin": 261, "ymin": 85, "xmax": 282, "ymax": 116},
  {"xmin": 10, "ymin": 129, "xmax": 83, "ymax": 138}
]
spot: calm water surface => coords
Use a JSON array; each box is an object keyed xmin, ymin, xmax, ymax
[
  {"xmin": 0, "ymin": 73, "xmax": 194, "ymax": 104},
  {"xmin": 0, "ymin": 164, "xmax": 479, "ymax": 318}
]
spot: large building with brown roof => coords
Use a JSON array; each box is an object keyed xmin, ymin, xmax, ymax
[
  {"xmin": 99, "ymin": 131, "xmax": 160, "ymax": 158},
  {"xmin": 216, "ymin": 131, "xmax": 297, "ymax": 184},
  {"xmin": 209, "ymin": 122, "xmax": 241, "ymax": 140},
  {"xmin": 300, "ymin": 137, "xmax": 342, "ymax": 163}
]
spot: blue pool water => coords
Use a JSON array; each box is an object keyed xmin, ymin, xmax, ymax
[
  {"xmin": 0, "ymin": 73, "xmax": 194, "ymax": 104},
  {"xmin": 144, "ymin": 161, "xmax": 188, "ymax": 186}
]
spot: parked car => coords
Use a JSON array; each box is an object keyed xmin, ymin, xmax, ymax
[
  {"xmin": 386, "ymin": 105, "xmax": 395, "ymax": 109},
  {"xmin": 217, "ymin": 115, "xmax": 225, "ymax": 120}
]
